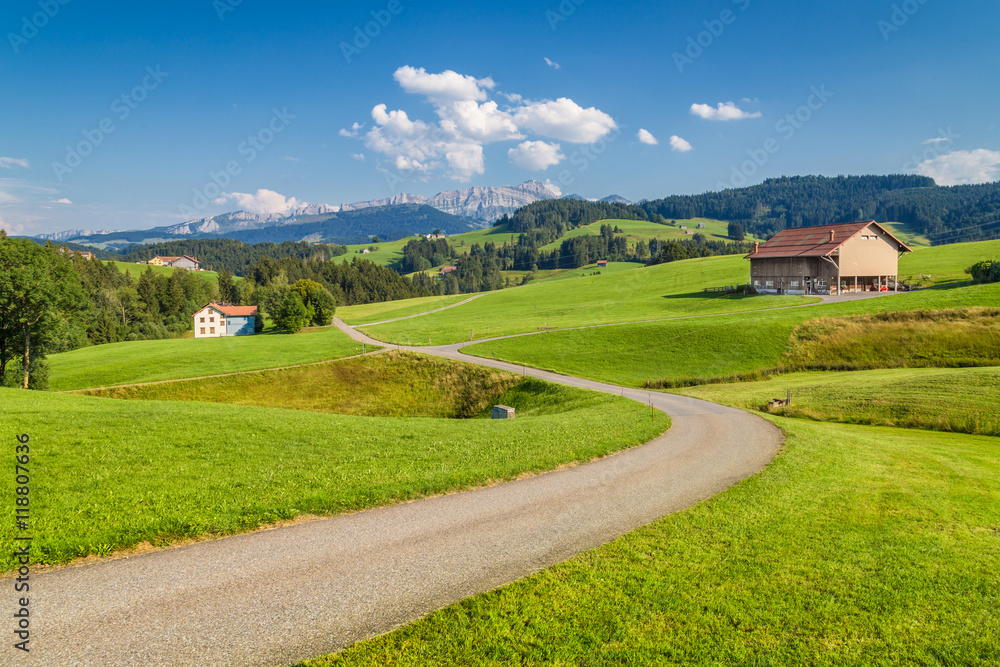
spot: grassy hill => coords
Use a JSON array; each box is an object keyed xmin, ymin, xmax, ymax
[
  {"xmin": 898, "ymin": 238, "xmax": 1000, "ymax": 286},
  {"xmin": 110, "ymin": 261, "xmax": 224, "ymax": 285},
  {"xmin": 537, "ymin": 218, "xmax": 756, "ymax": 252},
  {"xmin": 353, "ymin": 254, "xmax": 815, "ymax": 345},
  {"xmin": 47, "ymin": 325, "xmax": 366, "ymax": 391}
]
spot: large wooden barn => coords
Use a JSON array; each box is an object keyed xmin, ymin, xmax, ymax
[{"xmin": 745, "ymin": 221, "xmax": 911, "ymax": 295}]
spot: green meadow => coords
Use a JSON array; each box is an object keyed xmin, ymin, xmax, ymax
[
  {"xmin": 464, "ymin": 283, "xmax": 1000, "ymax": 388},
  {"xmin": 898, "ymin": 238, "xmax": 1000, "ymax": 286},
  {"xmin": 0, "ymin": 369, "xmax": 668, "ymax": 571},
  {"xmin": 308, "ymin": 413, "xmax": 1000, "ymax": 666},
  {"xmin": 358, "ymin": 254, "xmax": 815, "ymax": 345},
  {"xmin": 682, "ymin": 366, "xmax": 1000, "ymax": 436},
  {"xmin": 47, "ymin": 325, "xmax": 366, "ymax": 391},
  {"xmin": 337, "ymin": 294, "xmax": 475, "ymax": 325},
  {"xmin": 111, "ymin": 260, "xmax": 224, "ymax": 284},
  {"xmin": 538, "ymin": 217, "xmax": 758, "ymax": 252}
]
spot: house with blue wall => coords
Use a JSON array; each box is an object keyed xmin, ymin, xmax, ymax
[{"xmin": 193, "ymin": 302, "xmax": 258, "ymax": 338}]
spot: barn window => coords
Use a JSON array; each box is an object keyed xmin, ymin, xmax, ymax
[
  {"xmin": 817, "ymin": 280, "xmax": 827, "ymax": 288},
  {"xmin": 765, "ymin": 280, "xmax": 774, "ymax": 288},
  {"xmin": 753, "ymin": 280, "xmax": 760, "ymax": 287},
  {"xmin": 790, "ymin": 280, "xmax": 799, "ymax": 287}
]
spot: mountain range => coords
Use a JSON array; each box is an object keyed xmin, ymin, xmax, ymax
[{"xmin": 34, "ymin": 181, "xmax": 632, "ymax": 249}]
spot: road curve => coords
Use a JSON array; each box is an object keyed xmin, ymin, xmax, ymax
[{"xmin": 18, "ymin": 324, "xmax": 783, "ymax": 667}]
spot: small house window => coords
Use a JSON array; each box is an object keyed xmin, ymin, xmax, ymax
[
  {"xmin": 200, "ymin": 327, "xmax": 205, "ymax": 334},
  {"xmin": 210, "ymin": 327, "xmax": 215, "ymax": 334},
  {"xmin": 209, "ymin": 317, "xmax": 215, "ymax": 322},
  {"xmin": 200, "ymin": 317, "xmax": 205, "ymax": 323},
  {"xmin": 220, "ymin": 320, "xmax": 225, "ymax": 326}
]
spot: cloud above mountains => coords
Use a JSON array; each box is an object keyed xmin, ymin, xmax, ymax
[
  {"xmin": 343, "ymin": 66, "xmax": 618, "ymax": 181},
  {"xmin": 213, "ymin": 189, "xmax": 304, "ymax": 216}
]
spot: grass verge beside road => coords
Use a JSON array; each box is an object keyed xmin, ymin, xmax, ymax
[{"xmin": 304, "ymin": 416, "xmax": 1000, "ymax": 666}]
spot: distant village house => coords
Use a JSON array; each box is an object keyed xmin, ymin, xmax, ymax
[
  {"xmin": 193, "ymin": 302, "xmax": 258, "ymax": 338},
  {"xmin": 426, "ymin": 233, "xmax": 446, "ymax": 239},
  {"xmin": 149, "ymin": 255, "xmax": 201, "ymax": 271},
  {"xmin": 439, "ymin": 266, "xmax": 457, "ymax": 276},
  {"xmin": 745, "ymin": 221, "xmax": 911, "ymax": 295},
  {"xmin": 597, "ymin": 260, "xmax": 608, "ymax": 268}
]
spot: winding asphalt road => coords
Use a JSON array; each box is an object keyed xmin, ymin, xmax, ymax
[{"xmin": 14, "ymin": 320, "xmax": 784, "ymax": 667}]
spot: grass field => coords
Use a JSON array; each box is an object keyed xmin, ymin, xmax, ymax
[
  {"xmin": 111, "ymin": 261, "xmax": 224, "ymax": 285},
  {"xmin": 464, "ymin": 283, "xmax": 1000, "ymax": 387},
  {"xmin": 680, "ymin": 366, "xmax": 1000, "ymax": 436},
  {"xmin": 306, "ymin": 414, "xmax": 1000, "ymax": 666},
  {"xmin": 337, "ymin": 225, "xmax": 515, "ymax": 271},
  {"xmin": 358, "ymin": 254, "xmax": 815, "ymax": 345},
  {"xmin": 337, "ymin": 294, "xmax": 475, "ymax": 325},
  {"xmin": 898, "ymin": 238, "xmax": 1000, "ymax": 286},
  {"xmin": 538, "ymin": 218, "xmax": 755, "ymax": 252},
  {"xmin": 47, "ymin": 325, "xmax": 366, "ymax": 391},
  {"xmin": 80, "ymin": 351, "xmax": 525, "ymax": 419},
  {"xmin": 0, "ymin": 376, "xmax": 667, "ymax": 571}
]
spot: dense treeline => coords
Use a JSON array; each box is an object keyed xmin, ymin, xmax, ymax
[
  {"xmin": 120, "ymin": 238, "xmax": 346, "ymax": 275},
  {"xmin": 636, "ymin": 175, "xmax": 1000, "ymax": 244},
  {"xmin": 497, "ymin": 199, "xmax": 650, "ymax": 238}
]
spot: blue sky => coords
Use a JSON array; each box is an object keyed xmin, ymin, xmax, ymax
[{"xmin": 2, "ymin": 0, "xmax": 998, "ymax": 236}]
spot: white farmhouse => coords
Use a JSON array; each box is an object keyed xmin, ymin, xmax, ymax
[{"xmin": 193, "ymin": 302, "xmax": 258, "ymax": 338}]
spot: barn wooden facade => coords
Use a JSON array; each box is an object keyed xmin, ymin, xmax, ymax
[{"xmin": 745, "ymin": 221, "xmax": 911, "ymax": 295}]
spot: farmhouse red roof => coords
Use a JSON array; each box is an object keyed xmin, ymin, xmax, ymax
[
  {"xmin": 203, "ymin": 302, "xmax": 258, "ymax": 317},
  {"xmin": 745, "ymin": 221, "xmax": 911, "ymax": 259}
]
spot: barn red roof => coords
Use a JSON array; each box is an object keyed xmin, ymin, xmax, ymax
[
  {"xmin": 201, "ymin": 302, "xmax": 258, "ymax": 317},
  {"xmin": 745, "ymin": 221, "xmax": 911, "ymax": 259}
]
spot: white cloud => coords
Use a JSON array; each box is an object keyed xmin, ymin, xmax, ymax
[
  {"xmin": 213, "ymin": 189, "xmax": 304, "ymax": 216},
  {"xmin": 0, "ymin": 157, "xmax": 30, "ymax": 169},
  {"xmin": 915, "ymin": 149, "xmax": 1000, "ymax": 186},
  {"xmin": 508, "ymin": 141, "xmax": 565, "ymax": 171},
  {"xmin": 543, "ymin": 179, "xmax": 562, "ymax": 197},
  {"xmin": 544, "ymin": 57, "xmax": 561, "ymax": 70},
  {"xmin": 637, "ymin": 129, "xmax": 658, "ymax": 145},
  {"xmin": 0, "ymin": 213, "xmax": 24, "ymax": 235},
  {"xmin": 690, "ymin": 101, "xmax": 762, "ymax": 121},
  {"xmin": 439, "ymin": 100, "xmax": 522, "ymax": 143},
  {"xmin": 669, "ymin": 135, "xmax": 693, "ymax": 152},
  {"xmin": 55, "ymin": 198, "xmax": 73, "ymax": 204},
  {"xmin": 283, "ymin": 156, "xmax": 300, "ymax": 162},
  {"xmin": 513, "ymin": 98, "xmax": 617, "ymax": 143},
  {"xmin": 348, "ymin": 67, "xmax": 617, "ymax": 182},
  {"xmin": 351, "ymin": 153, "xmax": 366, "ymax": 161},
  {"xmin": 393, "ymin": 66, "xmax": 494, "ymax": 103},
  {"xmin": 922, "ymin": 137, "xmax": 950, "ymax": 145},
  {"xmin": 339, "ymin": 122, "xmax": 365, "ymax": 138}
]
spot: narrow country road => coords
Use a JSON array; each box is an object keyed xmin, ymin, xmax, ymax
[{"xmin": 16, "ymin": 322, "xmax": 784, "ymax": 667}]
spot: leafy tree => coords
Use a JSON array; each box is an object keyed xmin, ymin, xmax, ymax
[
  {"xmin": 218, "ymin": 270, "xmax": 238, "ymax": 303},
  {"xmin": 292, "ymin": 279, "xmax": 336, "ymax": 326},
  {"xmin": 728, "ymin": 221, "xmax": 746, "ymax": 241},
  {"xmin": 0, "ymin": 238, "xmax": 88, "ymax": 389},
  {"xmin": 967, "ymin": 260, "xmax": 1000, "ymax": 284},
  {"xmin": 273, "ymin": 288, "xmax": 311, "ymax": 333}
]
